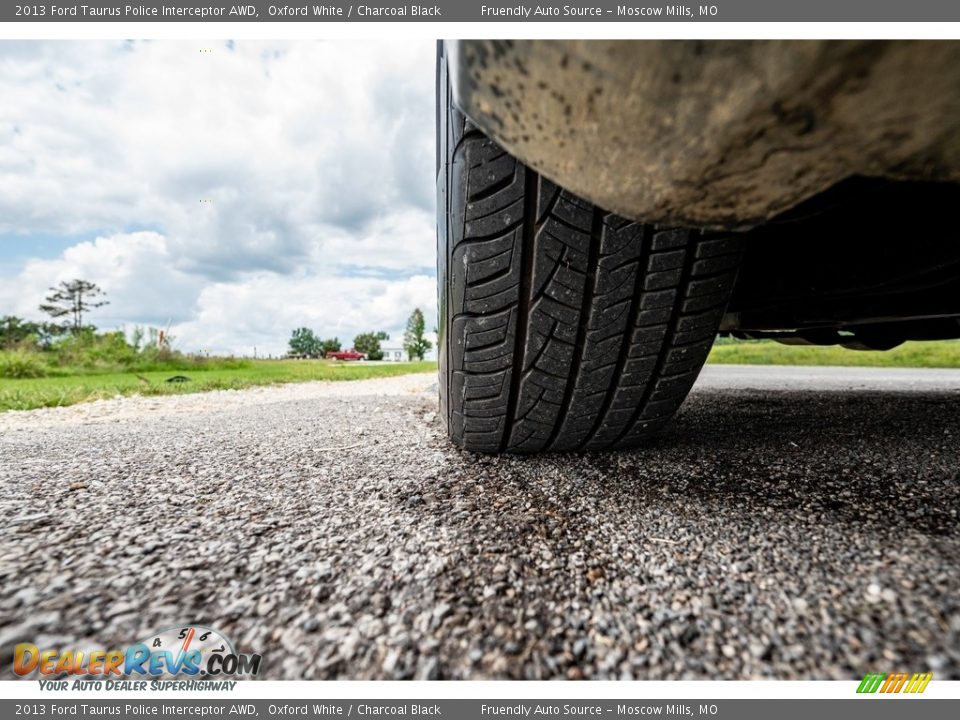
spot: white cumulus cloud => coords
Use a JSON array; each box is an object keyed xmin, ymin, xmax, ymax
[{"xmin": 0, "ymin": 39, "xmax": 438, "ymax": 355}]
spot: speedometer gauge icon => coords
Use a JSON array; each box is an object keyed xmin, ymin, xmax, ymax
[{"xmin": 137, "ymin": 625, "xmax": 236, "ymax": 677}]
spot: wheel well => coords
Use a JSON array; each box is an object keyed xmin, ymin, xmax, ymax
[{"xmin": 723, "ymin": 177, "xmax": 960, "ymax": 348}]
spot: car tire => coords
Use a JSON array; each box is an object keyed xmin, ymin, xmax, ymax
[{"xmin": 437, "ymin": 49, "xmax": 744, "ymax": 454}]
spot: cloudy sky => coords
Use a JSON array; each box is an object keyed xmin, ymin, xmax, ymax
[{"xmin": 0, "ymin": 40, "xmax": 436, "ymax": 356}]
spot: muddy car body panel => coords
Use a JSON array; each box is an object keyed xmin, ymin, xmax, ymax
[{"xmin": 447, "ymin": 40, "xmax": 960, "ymax": 229}]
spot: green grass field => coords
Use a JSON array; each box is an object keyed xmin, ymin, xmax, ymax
[
  {"xmin": 4, "ymin": 338, "xmax": 958, "ymax": 413},
  {"xmin": 0, "ymin": 359, "xmax": 436, "ymax": 412},
  {"xmin": 708, "ymin": 339, "xmax": 960, "ymax": 368}
]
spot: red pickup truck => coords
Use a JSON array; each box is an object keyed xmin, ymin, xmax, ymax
[{"xmin": 324, "ymin": 350, "xmax": 366, "ymax": 361}]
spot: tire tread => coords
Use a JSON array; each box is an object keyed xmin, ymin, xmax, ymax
[{"xmin": 439, "ymin": 65, "xmax": 743, "ymax": 453}]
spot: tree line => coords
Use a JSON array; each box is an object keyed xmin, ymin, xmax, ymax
[
  {"xmin": 288, "ymin": 308, "xmax": 432, "ymax": 361},
  {"xmin": 1, "ymin": 279, "xmax": 434, "ymax": 363},
  {"xmin": 1, "ymin": 279, "xmax": 110, "ymax": 348},
  {"xmin": 0, "ymin": 280, "xmax": 179, "ymax": 379}
]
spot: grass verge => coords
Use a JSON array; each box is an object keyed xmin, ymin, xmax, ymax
[
  {"xmin": 0, "ymin": 359, "xmax": 437, "ymax": 412},
  {"xmin": 708, "ymin": 340, "xmax": 960, "ymax": 368},
  {"xmin": 6, "ymin": 339, "xmax": 958, "ymax": 412}
]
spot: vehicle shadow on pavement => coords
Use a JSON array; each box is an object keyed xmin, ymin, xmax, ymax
[
  {"xmin": 614, "ymin": 388, "xmax": 960, "ymax": 533},
  {"xmin": 413, "ymin": 387, "xmax": 959, "ymax": 680},
  {"xmin": 447, "ymin": 387, "xmax": 960, "ymax": 535}
]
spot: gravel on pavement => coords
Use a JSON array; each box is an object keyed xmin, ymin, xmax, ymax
[{"xmin": 1, "ymin": 366, "xmax": 958, "ymax": 680}]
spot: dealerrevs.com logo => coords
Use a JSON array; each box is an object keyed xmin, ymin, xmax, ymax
[{"xmin": 13, "ymin": 625, "xmax": 261, "ymax": 685}]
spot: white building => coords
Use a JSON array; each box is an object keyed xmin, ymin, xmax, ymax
[
  {"xmin": 378, "ymin": 332, "xmax": 438, "ymax": 362},
  {"xmin": 379, "ymin": 343, "xmax": 407, "ymax": 362}
]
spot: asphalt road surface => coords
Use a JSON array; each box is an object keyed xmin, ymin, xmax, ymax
[{"xmin": 1, "ymin": 365, "xmax": 958, "ymax": 680}]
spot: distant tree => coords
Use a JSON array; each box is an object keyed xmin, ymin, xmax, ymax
[
  {"xmin": 0, "ymin": 316, "xmax": 43, "ymax": 348},
  {"xmin": 288, "ymin": 327, "xmax": 320, "ymax": 356},
  {"xmin": 39, "ymin": 279, "xmax": 109, "ymax": 335},
  {"xmin": 129, "ymin": 325, "xmax": 145, "ymax": 352},
  {"xmin": 403, "ymin": 309, "xmax": 431, "ymax": 361},
  {"xmin": 319, "ymin": 337, "xmax": 342, "ymax": 355},
  {"xmin": 354, "ymin": 331, "xmax": 389, "ymax": 361},
  {"xmin": 0, "ymin": 316, "xmax": 69, "ymax": 350}
]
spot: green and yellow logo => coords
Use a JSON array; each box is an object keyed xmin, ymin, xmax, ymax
[{"xmin": 857, "ymin": 672, "xmax": 933, "ymax": 694}]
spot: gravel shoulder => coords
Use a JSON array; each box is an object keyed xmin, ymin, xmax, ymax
[
  {"xmin": 1, "ymin": 366, "xmax": 958, "ymax": 680},
  {"xmin": 0, "ymin": 372, "xmax": 437, "ymax": 432}
]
